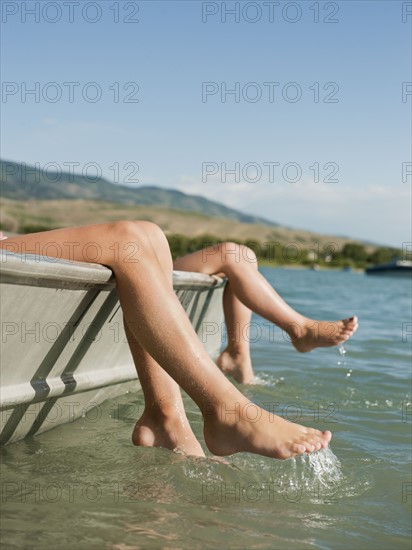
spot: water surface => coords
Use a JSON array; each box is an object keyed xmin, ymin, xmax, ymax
[{"xmin": 1, "ymin": 268, "xmax": 411, "ymax": 549}]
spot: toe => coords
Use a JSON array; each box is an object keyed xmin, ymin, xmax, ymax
[
  {"xmin": 292, "ymin": 443, "xmax": 307, "ymax": 456},
  {"xmin": 323, "ymin": 430, "xmax": 332, "ymax": 442},
  {"xmin": 305, "ymin": 442, "xmax": 316, "ymax": 453},
  {"xmin": 345, "ymin": 316, "xmax": 358, "ymax": 329}
]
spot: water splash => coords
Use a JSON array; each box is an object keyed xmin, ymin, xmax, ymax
[
  {"xmin": 212, "ymin": 446, "xmax": 348, "ymax": 505},
  {"xmin": 338, "ymin": 345, "xmax": 354, "ymax": 379},
  {"xmin": 253, "ymin": 373, "xmax": 285, "ymax": 386},
  {"xmin": 304, "ymin": 447, "xmax": 343, "ymax": 488},
  {"xmin": 337, "ymin": 344, "xmax": 347, "ymax": 367},
  {"xmin": 268, "ymin": 447, "xmax": 344, "ymax": 504}
]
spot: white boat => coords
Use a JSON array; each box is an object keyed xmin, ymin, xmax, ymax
[{"xmin": 0, "ymin": 250, "xmax": 226, "ymax": 445}]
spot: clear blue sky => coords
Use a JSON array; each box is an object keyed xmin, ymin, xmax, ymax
[{"xmin": 1, "ymin": 0, "xmax": 411, "ymax": 247}]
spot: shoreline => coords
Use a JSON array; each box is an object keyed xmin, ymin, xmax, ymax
[{"xmin": 258, "ymin": 261, "xmax": 365, "ymax": 273}]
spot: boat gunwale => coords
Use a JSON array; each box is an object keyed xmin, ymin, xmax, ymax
[{"xmin": 0, "ymin": 250, "xmax": 226, "ymax": 290}]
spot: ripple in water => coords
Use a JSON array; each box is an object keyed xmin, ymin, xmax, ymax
[{"xmin": 192, "ymin": 446, "xmax": 372, "ymax": 505}]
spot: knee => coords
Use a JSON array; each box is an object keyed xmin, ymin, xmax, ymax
[
  {"xmin": 217, "ymin": 242, "xmax": 258, "ymax": 269},
  {"xmin": 107, "ymin": 220, "xmax": 169, "ymax": 263},
  {"xmin": 109, "ymin": 220, "xmax": 165, "ymax": 246}
]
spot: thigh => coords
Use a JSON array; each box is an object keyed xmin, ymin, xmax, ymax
[
  {"xmin": 173, "ymin": 246, "xmax": 225, "ymax": 277},
  {"xmin": 0, "ymin": 223, "xmax": 122, "ymax": 265}
]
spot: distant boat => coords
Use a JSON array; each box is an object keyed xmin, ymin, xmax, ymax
[
  {"xmin": 365, "ymin": 259, "xmax": 412, "ymax": 277},
  {"xmin": 0, "ymin": 250, "xmax": 226, "ymax": 445}
]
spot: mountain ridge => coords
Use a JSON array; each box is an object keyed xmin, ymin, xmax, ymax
[{"xmin": 0, "ymin": 159, "xmax": 279, "ymax": 227}]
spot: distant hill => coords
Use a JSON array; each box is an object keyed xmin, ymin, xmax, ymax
[
  {"xmin": 0, "ymin": 159, "xmax": 278, "ymax": 227},
  {"xmin": 1, "ymin": 197, "xmax": 371, "ymax": 255}
]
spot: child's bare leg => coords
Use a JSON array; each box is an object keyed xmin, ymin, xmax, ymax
[
  {"xmin": 125, "ymin": 323, "xmax": 204, "ymax": 456},
  {"xmin": 0, "ymin": 224, "xmax": 331, "ymax": 459},
  {"xmin": 173, "ymin": 242, "xmax": 358, "ymax": 356},
  {"xmin": 180, "ymin": 254, "xmax": 254, "ymax": 384},
  {"xmin": 216, "ymin": 283, "xmax": 254, "ymax": 383},
  {"xmin": 175, "ymin": 250, "xmax": 255, "ymax": 383},
  {"xmin": 122, "ymin": 229, "xmax": 204, "ymax": 456}
]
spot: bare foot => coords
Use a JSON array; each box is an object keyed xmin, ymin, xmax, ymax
[
  {"xmin": 287, "ymin": 316, "xmax": 358, "ymax": 353},
  {"xmin": 216, "ymin": 349, "xmax": 254, "ymax": 384},
  {"xmin": 132, "ymin": 410, "xmax": 205, "ymax": 457},
  {"xmin": 203, "ymin": 401, "xmax": 331, "ymax": 460}
]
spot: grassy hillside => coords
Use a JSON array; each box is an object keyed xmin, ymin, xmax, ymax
[{"xmin": 0, "ymin": 197, "xmax": 369, "ymax": 252}]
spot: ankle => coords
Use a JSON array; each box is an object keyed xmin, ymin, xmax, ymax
[
  {"xmin": 201, "ymin": 391, "xmax": 249, "ymax": 425},
  {"xmin": 217, "ymin": 348, "xmax": 254, "ymax": 384},
  {"xmin": 284, "ymin": 317, "xmax": 310, "ymax": 340},
  {"xmin": 141, "ymin": 402, "xmax": 185, "ymax": 424},
  {"xmin": 222, "ymin": 346, "xmax": 250, "ymax": 359},
  {"xmin": 133, "ymin": 407, "xmax": 205, "ymax": 456}
]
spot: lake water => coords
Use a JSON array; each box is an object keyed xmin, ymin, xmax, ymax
[{"xmin": 1, "ymin": 268, "xmax": 411, "ymax": 549}]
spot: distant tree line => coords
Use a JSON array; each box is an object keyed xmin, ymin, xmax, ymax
[{"xmin": 167, "ymin": 234, "xmax": 406, "ymax": 268}]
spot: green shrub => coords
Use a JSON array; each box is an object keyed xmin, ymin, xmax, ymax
[{"xmin": 20, "ymin": 224, "xmax": 57, "ymax": 234}]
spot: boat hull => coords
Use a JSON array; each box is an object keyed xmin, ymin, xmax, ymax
[{"xmin": 365, "ymin": 265, "xmax": 412, "ymax": 277}]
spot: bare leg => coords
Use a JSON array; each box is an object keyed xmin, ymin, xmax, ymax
[
  {"xmin": 125, "ymin": 323, "xmax": 204, "ymax": 456},
  {"xmin": 123, "ymin": 228, "xmax": 205, "ymax": 456},
  {"xmin": 178, "ymin": 252, "xmax": 254, "ymax": 384},
  {"xmin": 174, "ymin": 243, "xmax": 358, "ymax": 376},
  {"xmin": 1, "ymin": 224, "xmax": 332, "ymax": 459},
  {"xmin": 217, "ymin": 283, "xmax": 254, "ymax": 384}
]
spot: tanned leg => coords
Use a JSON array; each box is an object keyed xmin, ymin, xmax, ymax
[
  {"xmin": 175, "ymin": 251, "xmax": 253, "ymax": 384},
  {"xmin": 124, "ymin": 228, "xmax": 204, "ymax": 455},
  {"xmin": 174, "ymin": 242, "xmax": 358, "ymax": 380},
  {"xmin": 125, "ymin": 323, "xmax": 204, "ymax": 456}
]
